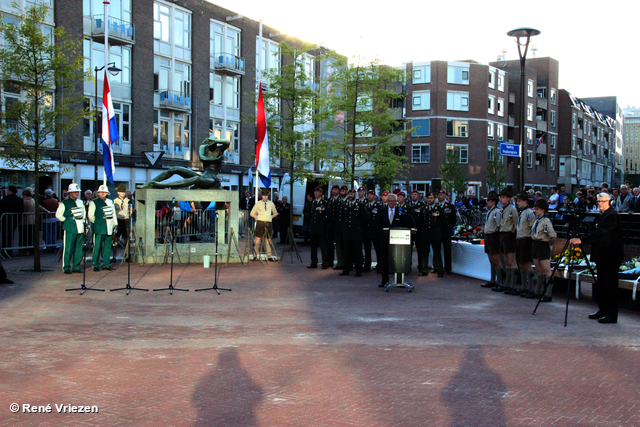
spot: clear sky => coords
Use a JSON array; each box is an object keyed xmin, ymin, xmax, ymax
[{"xmin": 210, "ymin": 0, "xmax": 638, "ymax": 110}]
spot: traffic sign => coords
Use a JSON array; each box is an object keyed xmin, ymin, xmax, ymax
[{"xmin": 499, "ymin": 143, "xmax": 521, "ymax": 157}]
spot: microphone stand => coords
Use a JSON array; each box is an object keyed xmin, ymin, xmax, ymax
[
  {"xmin": 66, "ymin": 203, "xmax": 104, "ymax": 294},
  {"xmin": 154, "ymin": 198, "xmax": 189, "ymax": 295},
  {"xmin": 196, "ymin": 210, "xmax": 231, "ymax": 294},
  {"xmin": 111, "ymin": 198, "xmax": 148, "ymax": 295}
]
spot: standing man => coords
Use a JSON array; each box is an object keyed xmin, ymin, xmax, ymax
[
  {"xmin": 570, "ymin": 193, "xmax": 624, "ymax": 323},
  {"xmin": 409, "ymin": 190, "xmax": 425, "ymax": 273},
  {"xmin": 380, "ymin": 190, "xmax": 389, "ymax": 206},
  {"xmin": 437, "ymin": 190, "xmax": 456, "ymax": 275},
  {"xmin": 496, "ymin": 190, "xmax": 518, "ymax": 294},
  {"xmin": 239, "ymin": 190, "xmax": 255, "ymax": 238},
  {"xmin": 378, "ymin": 194, "xmax": 407, "ymax": 286},
  {"xmin": 308, "ymin": 187, "xmax": 331, "ymax": 269},
  {"xmin": 480, "ymin": 191, "xmax": 502, "ymax": 288},
  {"xmin": 340, "ymin": 189, "xmax": 368, "ymax": 277},
  {"xmin": 616, "ymin": 184, "xmax": 633, "ymax": 212},
  {"xmin": 515, "ymin": 191, "xmax": 536, "ymax": 298},
  {"xmin": 113, "ymin": 184, "xmax": 130, "ymax": 260},
  {"xmin": 277, "ymin": 196, "xmax": 291, "ymax": 244},
  {"xmin": 547, "ymin": 186, "xmax": 560, "ymax": 210},
  {"xmin": 357, "ymin": 187, "xmax": 367, "ymax": 202},
  {"xmin": 55, "ymin": 183, "xmax": 86, "ymax": 274},
  {"xmin": 89, "ymin": 185, "xmax": 116, "ymax": 271},
  {"xmin": 363, "ymin": 190, "xmax": 382, "ymax": 273},
  {"xmin": 531, "ymin": 199, "xmax": 557, "ymax": 302},
  {"xmin": 0, "ymin": 185, "xmax": 24, "ymax": 257},
  {"xmin": 333, "ymin": 185, "xmax": 348, "ymax": 270},
  {"xmin": 302, "ymin": 194, "xmax": 312, "ymax": 244},
  {"xmin": 418, "ymin": 192, "xmax": 445, "ymax": 278},
  {"xmin": 250, "ymin": 188, "xmax": 278, "ymax": 261},
  {"xmin": 326, "ymin": 184, "xmax": 340, "ymax": 267}
]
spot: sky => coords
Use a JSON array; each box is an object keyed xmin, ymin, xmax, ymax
[{"xmin": 210, "ymin": 0, "xmax": 639, "ymax": 110}]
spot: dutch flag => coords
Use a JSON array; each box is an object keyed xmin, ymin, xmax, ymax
[
  {"xmin": 256, "ymin": 83, "xmax": 271, "ymax": 188},
  {"xmin": 102, "ymin": 69, "xmax": 119, "ymax": 184}
]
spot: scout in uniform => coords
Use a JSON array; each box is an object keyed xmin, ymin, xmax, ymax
[
  {"xmin": 480, "ymin": 191, "xmax": 502, "ymax": 288},
  {"xmin": 437, "ymin": 190, "xmax": 456, "ymax": 275},
  {"xmin": 113, "ymin": 183, "xmax": 131, "ymax": 258},
  {"xmin": 89, "ymin": 185, "xmax": 117, "ymax": 271},
  {"xmin": 250, "ymin": 188, "xmax": 279, "ymax": 261},
  {"xmin": 495, "ymin": 189, "xmax": 519, "ymax": 294},
  {"xmin": 308, "ymin": 186, "xmax": 331, "ymax": 269},
  {"xmin": 515, "ymin": 191, "xmax": 537, "ymax": 298},
  {"xmin": 418, "ymin": 192, "xmax": 445, "ymax": 277},
  {"xmin": 55, "ymin": 183, "xmax": 86, "ymax": 274},
  {"xmin": 339, "ymin": 188, "xmax": 368, "ymax": 277},
  {"xmin": 531, "ymin": 199, "xmax": 557, "ymax": 302}
]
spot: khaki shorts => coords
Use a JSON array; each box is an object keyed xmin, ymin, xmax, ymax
[
  {"xmin": 255, "ymin": 221, "xmax": 273, "ymax": 238},
  {"xmin": 484, "ymin": 233, "xmax": 500, "ymax": 255}
]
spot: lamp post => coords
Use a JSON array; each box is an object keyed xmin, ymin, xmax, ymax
[
  {"xmin": 94, "ymin": 62, "xmax": 121, "ymax": 190},
  {"xmin": 507, "ymin": 27, "xmax": 540, "ymax": 191}
]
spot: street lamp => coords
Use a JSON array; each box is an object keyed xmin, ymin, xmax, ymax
[
  {"xmin": 507, "ymin": 27, "xmax": 540, "ymax": 191},
  {"xmin": 94, "ymin": 62, "xmax": 121, "ymax": 190}
]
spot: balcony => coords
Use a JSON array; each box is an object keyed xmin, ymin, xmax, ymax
[
  {"xmin": 537, "ymin": 97, "xmax": 547, "ymax": 110},
  {"xmin": 156, "ymin": 90, "xmax": 191, "ymax": 112},
  {"xmin": 508, "ymin": 115, "xmax": 515, "ymax": 127},
  {"xmin": 211, "ymin": 53, "xmax": 245, "ymax": 76},
  {"xmin": 389, "ymin": 107, "xmax": 404, "ymax": 121},
  {"xmin": 536, "ymin": 120, "xmax": 547, "ymax": 133},
  {"xmin": 88, "ymin": 15, "xmax": 135, "ymax": 46}
]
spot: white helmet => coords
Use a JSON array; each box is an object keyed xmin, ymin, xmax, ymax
[
  {"xmin": 67, "ymin": 183, "xmax": 80, "ymax": 193},
  {"xmin": 96, "ymin": 184, "xmax": 110, "ymax": 195}
]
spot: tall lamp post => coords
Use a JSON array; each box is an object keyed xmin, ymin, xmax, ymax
[
  {"xmin": 507, "ymin": 27, "xmax": 540, "ymax": 191},
  {"xmin": 94, "ymin": 63, "xmax": 121, "ymax": 190}
]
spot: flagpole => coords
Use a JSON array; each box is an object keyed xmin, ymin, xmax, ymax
[
  {"xmin": 255, "ymin": 21, "xmax": 263, "ymax": 203},
  {"xmin": 103, "ymin": 0, "xmax": 110, "ymax": 187}
]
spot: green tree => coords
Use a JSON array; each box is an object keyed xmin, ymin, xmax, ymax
[
  {"xmin": 0, "ymin": 3, "xmax": 89, "ymax": 271},
  {"xmin": 486, "ymin": 147, "xmax": 507, "ymax": 192},
  {"xmin": 440, "ymin": 148, "xmax": 468, "ymax": 195},
  {"xmin": 322, "ymin": 56, "xmax": 410, "ymax": 187}
]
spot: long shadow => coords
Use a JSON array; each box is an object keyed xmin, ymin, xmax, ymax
[
  {"xmin": 441, "ymin": 345, "xmax": 508, "ymax": 427},
  {"xmin": 192, "ymin": 347, "xmax": 264, "ymax": 427}
]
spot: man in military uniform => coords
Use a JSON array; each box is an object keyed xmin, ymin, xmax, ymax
[
  {"xmin": 495, "ymin": 189, "xmax": 519, "ymax": 293},
  {"xmin": 55, "ymin": 183, "xmax": 86, "ymax": 274},
  {"xmin": 407, "ymin": 190, "xmax": 425, "ymax": 273},
  {"xmin": 419, "ymin": 192, "xmax": 445, "ymax": 277},
  {"xmin": 363, "ymin": 190, "xmax": 382, "ymax": 273},
  {"xmin": 308, "ymin": 187, "xmax": 331, "ymax": 269},
  {"xmin": 397, "ymin": 191, "xmax": 408, "ymax": 211},
  {"xmin": 89, "ymin": 185, "xmax": 117, "ymax": 271},
  {"xmin": 339, "ymin": 189, "xmax": 368, "ymax": 277},
  {"xmin": 480, "ymin": 191, "xmax": 502, "ymax": 288},
  {"xmin": 438, "ymin": 190, "xmax": 457, "ymax": 275},
  {"xmin": 357, "ymin": 187, "xmax": 367, "ymax": 203},
  {"xmin": 325, "ymin": 184, "xmax": 340, "ymax": 268},
  {"xmin": 380, "ymin": 190, "xmax": 389, "ymax": 206},
  {"xmin": 332, "ymin": 185, "xmax": 348, "ymax": 270},
  {"xmin": 515, "ymin": 191, "xmax": 536, "ymax": 298}
]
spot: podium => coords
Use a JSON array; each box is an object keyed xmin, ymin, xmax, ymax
[{"xmin": 385, "ymin": 227, "xmax": 414, "ymax": 293}]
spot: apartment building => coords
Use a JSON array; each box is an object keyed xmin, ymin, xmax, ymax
[{"xmin": 623, "ymin": 106, "xmax": 640, "ymax": 184}]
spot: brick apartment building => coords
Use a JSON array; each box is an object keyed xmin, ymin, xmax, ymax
[{"xmin": 623, "ymin": 106, "xmax": 640, "ymax": 185}]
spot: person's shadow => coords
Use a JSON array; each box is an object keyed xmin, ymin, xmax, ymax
[
  {"xmin": 192, "ymin": 347, "xmax": 264, "ymax": 427},
  {"xmin": 441, "ymin": 345, "xmax": 508, "ymax": 427}
]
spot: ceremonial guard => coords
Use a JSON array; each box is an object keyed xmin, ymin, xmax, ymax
[
  {"xmin": 515, "ymin": 191, "xmax": 536, "ymax": 298},
  {"xmin": 408, "ymin": 190, "xmax": 425, "ymax": 273},
  {"xmin": 437, "ymin": 190, "xmax": 456, "ymax": 275},
  {"xmin": 113, "ymin": 183, "xmax": 130, "ymax": 259},
  {"xmin": 531, "ymin": 199, "xmax": 557, "ymax": 302},
  {"xmin": 326, "ymin": 184, "xmax": 340, "ymax": 268},
  {"xmin": 363, "ymin": 190, "xmax": 382, "ymax": 273},
  {"xmin": 55, "ymin": 183, "xmax": 86, "ymax": 274},
  {"xmin": 396, "ymin": 191, "xmax": 408, "ymax": 211},
  {"xmin": 332, "ymin": 185, "xmax": 348, "ymax": 270},
  {"xmin": 89, "ymin": 185, "xmax": 117, "ymax": 271},
  {"xmin": 308, "ymin": 187, "xmax": 331, "ymax": 269},
  {"xmin": 495, "ymin": 190, "xmax": 518, "ymax": 294},
  {"xmin": 418, "ymin": 192, "xmax": 445, "ymax": 277},
  {"xmin": 380, "ymin": 190, "xmax": 389, "ymax": 205},
  {"xmin": 339, "ymin": 189, "xmax": 368, "ymax": 277},
  {"xmin": 480, "ymin": 191, "xmax": 502, "ymax": 288}
]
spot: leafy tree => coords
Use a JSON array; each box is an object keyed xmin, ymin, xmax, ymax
[
  {"xmin": 440, "ymin": 148, "xmax": 468, "ymax": 195},
  {"xmin": 322, "ymin": 56, "xmax": 410, "ymax": 187},
  {"xmin": 0, "ymin": 3, "xmax": 89, "ymax": 271},
  {"xmin": 486, "ymin": 146, "xmax": 507, "ymax": 192}
]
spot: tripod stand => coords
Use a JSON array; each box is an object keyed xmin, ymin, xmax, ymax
[
  {"xmin": 532, "ymin": 231, "xmax": 597, "ymax": 326},
  {"xmin": 196, "ymin": 210, "xmax": 231, "ymax": 294},
  {"xmin": 66, "ymin": 211, "xmax": 104, "ymax": 295},
  {"xmin": 154, "ymin": 210, "xmax": 189, "ymax": 294},
  {"xmin": 112, "ymin": 203, "xmax": 148, "ymax": 295}
]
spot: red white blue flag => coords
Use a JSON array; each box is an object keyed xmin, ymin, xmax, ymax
[
  {"xmin": 535, "ymin": 134, "xmax": 544, "ymax": 150},
  {"xmin": 256, "ymin": 83, "xmax": 271, "ymax": 188},
  {"xmin": 102, "ymin": 69, "xmax": 118, "ymax": 184}
]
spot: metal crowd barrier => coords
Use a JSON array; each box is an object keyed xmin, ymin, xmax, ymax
[
  {"xmin": 0, "ymin": 212, "xmax": 61, "ymax": 258},
  {"xmin": 154, "ymin": 208, "xmax": 229, "ymax": 244}
]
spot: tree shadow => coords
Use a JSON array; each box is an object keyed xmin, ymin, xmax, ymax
[
  {"xmin": 192, "ymin": 347, "xmax": 264, "ymax": 427},
  {"xmin": 441, "ymin": 345, "xmax": 508, "ymax": 427}
]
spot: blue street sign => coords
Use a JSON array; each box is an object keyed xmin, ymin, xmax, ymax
[{"xmin": 499, "ymin": 143, "xmax": 521, "ymax": 157}]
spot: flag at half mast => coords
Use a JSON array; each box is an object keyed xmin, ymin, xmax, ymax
[
  {"xmin": 256, "ymin": 83, "xmax": 271, "ymax": 188},
  {"xmin": 102, "ymin": 69, "xmax": 119, "ymax": 184}
]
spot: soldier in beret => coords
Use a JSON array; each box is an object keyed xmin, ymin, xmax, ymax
[
  {"xmin": 437, "ymin": 190, "xmax": 456, "ymax": 275},
  {"xmin": 339, "ymin": 189, "xmax": 368, "ymax": 277},
  {"xmin": 418, "ymin": 192, "xmax": 445, "ymax": 277},
  {"xmin": 325, "ymin": 184, "xmax": 341, "ymax": 268},
  {"xmin": 363, "ymin": 190, "xmax": 382, "ymax": 273},
  {"xmin": 381, "ymin": 191, "xmax": 389, "ymax": 206},
  {"xmin": 308, "ymin": 187, "xmax": 331, "ymax": 269},
  {"xmin": 408, "ymin": 189, "xmax": 425, "ymax": 273},
  {"xmin": 332, "ymin": 185, "xmax": 349, "ymax": 270}
]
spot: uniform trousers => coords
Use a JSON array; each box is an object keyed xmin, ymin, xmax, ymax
[
  {"xmin": 310, "ymin": 233, "xmax": 330, "ymax": 268},
  {"xmin": 363, "ymin": 235, "xmax": 379, "ymax": 271},
  {"xmin": 420, "ymin": 238, "xmax": 443, "ymax": 275},
  {"xmin": 441, "ymin": 234, "xmax": 453, "ymax": 273},
  {"xmin": 342, "ymin": 237, "xmax": 363, "ymax": 273},
  {"xmin": 334, "ymin": 231, "xmax": 345, "ymax": 269},
  {"xmin": 92, "ymin": 234, "xmax": 113, "ymax": 269},
  {"xmin": 62, "ymin": 231, "xmax": 83, "ymax": 272}
]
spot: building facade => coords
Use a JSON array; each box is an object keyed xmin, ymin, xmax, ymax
[{"xmin": 623, "ymin": 106, "xmax": 640, "ymax": 185}]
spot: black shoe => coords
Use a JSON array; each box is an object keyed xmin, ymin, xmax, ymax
[
  {"xmin": 72, "ymin": 269, "xmax": 83, "ymax": 274},
  {"xmin": 540, "ymin": 296, "xmax": 552, "ymax": 303},
  {"xmin": 321, "ymin": 265, "xmax": 328, "ymax": 270},
  {"xmin": 598, "ymin": 316, "xmax": 617, "ymax": 324},
  {"xmin": 589, "ymin": 311, "xmax": 605, "ymax": 320},
  {"xmin": 524, "ymin": 292, "xmax": 537, "ymax": 299},
  {"xmin": 339, "ymin": 272, "xmax": 349, "ymax": 276},
  {"xmin": 0, "ymin": 277, "xmax": 14, "ymax": 284},
  {"xmin": 307, "ymin": 264, "xmax": 317, "ymax": 269},
  {"xmin": 355, "ymin": 272, "xmax": 362, "ymax": 277},
  {"xmin": 102, "ymin": 266, "xmax": 115, "ymax": 271},
  {"xmin": 504, "ymin": 288, "xmax": 518, "ymax": 295},
  {"xmin": 64, "ymin": 270, "xmax": 72, "ymax": 275},
  {"xmin": 362, "ymin": 268, "xmax": 371, "ymax": 273},
  {"xmin": 93, "ymin": 267, "xmax": 100, "ymax": 272},
  {"xmin": 419, "ymin": 272, "xmax": 429, "ymax": 277},
  {"xmin": 491, "ymin": 286, "xmax": 507, "ymax": 292},
  {"xmin": 378, "ymin": 282, "xmax": 386, "ymax": 287},
  {"xmin": 437, "ymin": 273, "xmax": 444, "ymax": 278},
  {"xmin": 480, "ymin": 282, "xmax": 495, "ymax": 288}
]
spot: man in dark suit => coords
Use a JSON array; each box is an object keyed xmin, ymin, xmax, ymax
[
  {"xmin": 570, "ymin": 192, "xmax": 624, "ymax": 324},
  {"xmin": 377, "ymin": 193, "xmax": 408, "ymax": 286},
  {"xmin": 0, "ymin": 185, "xmax": 24, "ymax": 257},
  {"xmin": 628, "ymin": 187, "xmax": 640, "ymax": 213}
]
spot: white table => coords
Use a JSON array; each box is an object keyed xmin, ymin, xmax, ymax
[{"xmin": 450, "ymin": 241, "xmax": 491, "ymax": 281}]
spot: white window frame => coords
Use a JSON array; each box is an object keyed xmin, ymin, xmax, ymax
[
  {"xmin": 412, "ymin": 90, "xmax": 430, "ymax": 111},
  {"xmin": 412, "ymin": 143, "xmax": 430, "ymax": 163},
  {"xmin": 497, "ymin": 124, "xmax": 504, "ymax": 141},
  {"xmin": 488, "ymin": 69, "xmax": 496, "ymax": 89},
  {"xmin": 413, "ymin": 63, "xmax": 431, "ymax": 84},
  {"xmin": 488, "ymin": 95, "xmax": 495, "ymax": 115},
  {"xmin": 447, "ymin": 91, "xmax": 469, "ymax": 111},
  {"xmin": 446, "ymin": 144, "xmax": 468, "ymax": 164},
  {"xmin": 527, "ymin": 79, "xmax": 534, "ymax": 97},
  {"xmin": 526, "ymin": 150, "xmax": 533, "ymax": 168},
  {"xmin": 447, "ymin": 63, "xmax": 470, "ymax": 85},
  {"xmin": 527, "ymin": 128, "xmax": 534, "ymax": 145},
  {"xmin": 447, "ymin": 119, "xmax": 468, "ymax": 138},
  {"xmin": 497, "ymin": 72, "xmax": 505, "ymax": 92},
  {"xmin": 550, "ymin": 88, "xmax": 557, "ymax": 105},
  {"xmin": 527, "ymin": 103, "xmax": 534, "ymax": 121},
  {"xmin": 487, "ymin": 122, "xmax": 494, "ymax": 139},
  {"xmin": 550, "ymin": 110, "xmax": 556, "ymax": 127},
  {"xmin": 497, "ymin": 97, "xmax": 505, "ymax": 117},
  {"xmin": 550, "ymin": 134, "xmax": 556, "ymax": 149}
]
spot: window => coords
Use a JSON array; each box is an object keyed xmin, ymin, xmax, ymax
[
  {"xmin": 527, "ymin": 103, "xmax": 534, "ymax": 121},
  {"xmin": 256, "ymin": 36, "xmax": 280, "ymax": 77},
  {"xmin": 154, "ymin": 2, "xmax": 192, "ymax": 60},
  {"xmin": 447, "ymin": 91, "xmax": 469, "ymax": 111},
  {"xmin": 488, "ymin": 95, "xmax": 495, "ymax": 114},
  {"xmin": 412, "ymin": 90, "xmax": 430, "ymax": 111},
  {"xmin": 527, "ymin": 128, "xmax": 534, "ymax": 145},
  {"xmin": 526, "ymin": 150, "xmax": 533, "ymax": 168},
  {"xmin": 447, "ymin": 65, "xmax": 470, "ymax": 85},
  {"xmin": 497, "ymin": 73, "xmax": 505, "ymax": 92},
  {"xmin": 413, "ymin": 64, "xmax": 430, "ymax": 84},
  {"xmin": 83, "ymin": 98, "xmax": 131, "ymax": 154},
  {"xmin": 572, "ymin": 113, "xmax": 576, "ymax": 129},
  {"xmin": 527, "ymin": 79, "xmax": 534, "ymax": 97},
  {"xmin": 550, "ymin": 110, "xmax": 556, "ymax": 127},
  {"xmin": 537, "ymin": 87, "xmax": 547, "ymax": 98},
  {"xmin": 550, "ymin": 88, "xmax": 557, "ymax": 105},
  {"xmin": 411, "ymin": 119, "xmax": 430, "ymax": 137},
  {"xmin": 487, "ymin": 122, "xmax": 494, "ymax": 139},
  {"xmin": 447, "ymin": 119, "xmax": 468, "ymax": 137},
  {"xmin": 154, "ymin": 109, "xmax": 191, "ymax": 159},
  {"xmin": 497, "ymin": 98, "xmax": 505, "ymax": 117},
  {"xmin": 488, "ymin": 146, "xmax": 495, "ymax": 161},
  {"xmin": 488, "ymin": 69, "xmax": 496, "ymax": 89},
  {"xmin": 84, "ymin": 40, "xmax": 132, "ymax": 85},
  {"xmin": 446, "ymin": 144, "xmax": 468, "ymax": 164},
  {"xmin": 412, "ymin": 144, "xmax": 430, "ymax": 163},
  {"xmin": 497, "ymin": 124, "xmax": 504, "ymax": 141},
  {"xmin": 536, "ymin": 153, "xmax": 546, "ymax": 167},
  {"xmin": 550, "ymin": 134, "xmax": 556, "ymax": 149}
]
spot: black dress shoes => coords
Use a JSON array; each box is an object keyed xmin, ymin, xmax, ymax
[
  {"xmin": 419, "ymin": 272, "xmax": 429, "ymax": 277},
  {"xmin": 321, "ymin": 265, "xmax": 329, "ymax": 270},
  {"xmin": 491, "ymin": 286, "xmax": 507, "ymax": 292},
  {"xmin": 64, "ymin": 270, "xmax": 72, "ymax": 275},
  {"xmin": 339, "ymin": 272, "xmax": 349, "ymax": 276},
  {"xmin": 307, "ymin": 264, "xmax": 317, "ymax": 269},
  {"xmin": 540, "ymin": 296, "xmax": 552, "ymax": 303},
  {"xmin": 588, "ymin": 311, "xmax": 605, "ymax": 320},
  {"xmin": 480, "ymin": 282, "xmax": 495, "ymax": 288},
  {"xmin": 0, "ymin": 277, "xmax": 14, "ymax": 284},
  {"xmin": 355, "ymin": 272, "xmax": 362, "ymax": 277},
  {"xmin": 437, "ymin": 273, "xmax": 444, "ymax": 278},
  {"xmin": 598, "ymin": 316, "xmax": 617, "ymax": 324},
  {"xmin": 93, "ymin": 267, "xmax": 100, "ymax": 272},
  {"xmin": 103, "ymin": 266, "xmax": 115, "ymax": 271}
]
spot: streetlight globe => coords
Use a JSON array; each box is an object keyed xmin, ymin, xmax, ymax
[{"xmin": 507, "ymin": 27, "xmax": 541, "ymax": 38}]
